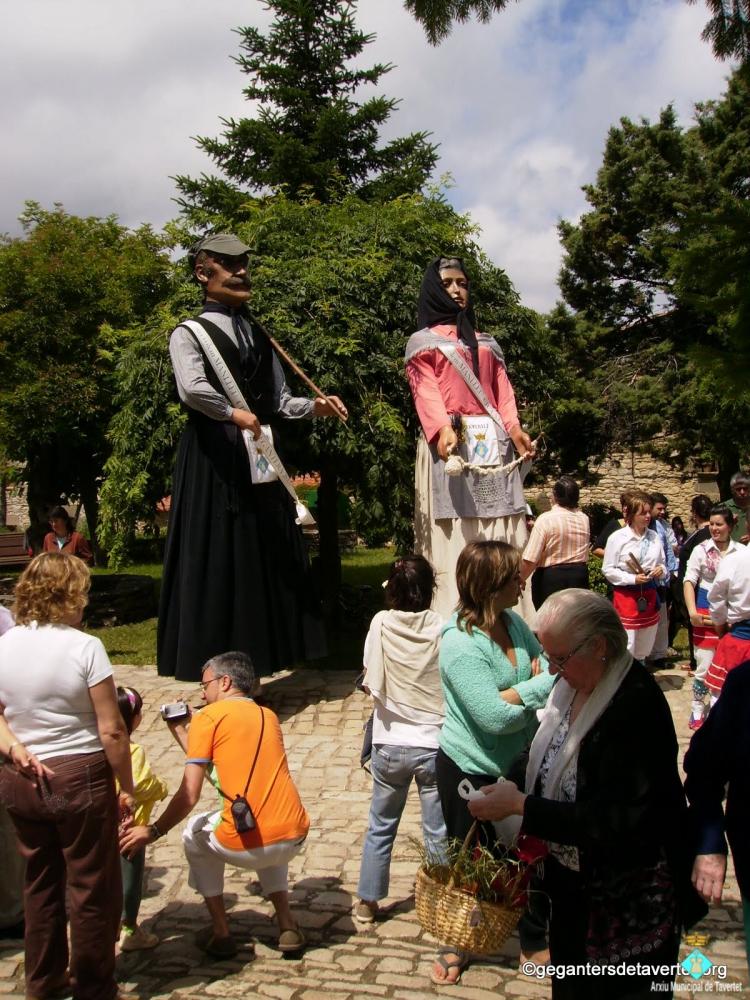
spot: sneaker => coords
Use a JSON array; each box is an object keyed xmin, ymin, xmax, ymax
[
  {"xmin": 354, "ymin": 899, "xmax": 379, "ymax": 923},
  {"xmin": 120, "ymin": 925, "xmax": 159, "ymax": 952},
  {"xmin": 688, "ymin": 716, "xmax": 704, "ymax": 731}
]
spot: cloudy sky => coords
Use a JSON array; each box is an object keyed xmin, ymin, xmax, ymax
[{"xmin": 2, "ymin": 0, "xmax": 732, "ymax": 311}]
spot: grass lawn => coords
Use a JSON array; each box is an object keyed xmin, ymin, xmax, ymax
[{"xmin": 86, "ymin": 546, "xmax": 393, "ymax": 667}]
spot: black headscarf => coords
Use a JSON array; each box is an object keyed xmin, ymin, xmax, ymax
[{"xmin": 417, "ymin": 257, "xmax": 480, "ymax": 376}]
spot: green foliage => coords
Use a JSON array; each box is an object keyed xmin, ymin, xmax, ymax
[
  {"xmin": 403, "ymin": 0, "xmax": 514, "ymax": 44},
  {"xmin": 97, "ymin": 299, "xmax": 189, "ymax": 567},
  {"xmin": 404, "ymin": 0, "xmax": 750, "ymax": 61},
  {"xmin": 175, "ymin": 0, "xmax": 438, "ymax": 218},
  {"xmin": 85, "ymin": 617, "xmax": 159, "ymax": 667},
  {"xmin": 555, "ymin": 66, "xmax": 750, "ymax": 485},
  {"xmin": 587, "ymin": 554, "xmax": 608, "ymax": 597},
  {"xmin": 407, "ymin": 0, "xmax": 750, "ymax": 61},
  {"xmin": 558, "ymin": 107, "xmax": 708, "ymax": 329},
  {"xmin": 0, "ymin": 203, "xmax": 171, "ymax": 546},
  {"xmin": 686, "ymin": 0, "xmax": 750, "ymax": 62}
]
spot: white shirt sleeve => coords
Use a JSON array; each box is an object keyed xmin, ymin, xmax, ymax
[
  {"xmin": 684, "ymin": 545, "xmax": 705, "ymax": 588},
  {"xmin": 82, "ymin": 635, "xmax": 115, "ymax": 687},
  {"xmin": 602, "ymin": 531, "xmax": 636, "ymax": 587},
  {"xmin": 708, "ymin": 563, "xmax": 731, "ymax": 626},
  {"xmin": 169, "ymin": 326, "xmax": 234, "ymax": 421}
]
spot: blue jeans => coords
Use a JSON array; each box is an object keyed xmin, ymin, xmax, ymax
[{"xmin": 357, "ymin": 744, "xmax": 447, "ymax": 902}]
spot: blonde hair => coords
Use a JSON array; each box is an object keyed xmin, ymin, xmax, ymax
[
  {"xmin": 13, "ymin": 552, "xmax": 91, "ymax": 626},
  {"xmin": 455, "ymin": 540, "xmax": 521, "ymax": 634}
]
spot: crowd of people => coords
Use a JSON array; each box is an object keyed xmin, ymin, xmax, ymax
[{"xmin": 0, "ymin": 246, "xmax": 748, "ymax": 1000}]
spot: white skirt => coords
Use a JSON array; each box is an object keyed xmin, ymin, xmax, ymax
[{"xmin": 414, "ymin": 436, "xmax": 537, "ymax": 628}]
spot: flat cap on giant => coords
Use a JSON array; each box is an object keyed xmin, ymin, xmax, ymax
[{"xmin": 189, "ymin": 233, "xmax": 251, "ymax": 260}]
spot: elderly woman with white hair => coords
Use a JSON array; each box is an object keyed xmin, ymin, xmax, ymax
[{"xmin": 469, "ymin": 590, "xmax": 706, "ymax": 1000}]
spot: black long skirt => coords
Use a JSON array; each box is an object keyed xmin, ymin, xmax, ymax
[{"xmin": 157, "ymin": 423, "xmax": 326, "ymax": 681}]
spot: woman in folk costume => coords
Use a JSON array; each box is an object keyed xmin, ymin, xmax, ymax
[
  {"xmin": 683, "ymin": 505, "xmax": 740, "ymax": 729},
  {"xmin": 405, "ymin": 258, "xmax": 536, "ymax": 621},
  {"xmin": 602, "ymin": 490, "xmax": 666, "ymax": 661}
]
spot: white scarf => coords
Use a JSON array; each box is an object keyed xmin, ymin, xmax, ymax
[
  {"xmin": 525, "ymin": 652, "xmax": 633, "ymax": 799},
  {"xmin": 363, "ymin": 609, "xmax": 445, "ymax": 722}
]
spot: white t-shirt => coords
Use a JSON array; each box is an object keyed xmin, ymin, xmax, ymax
[{"xmin": 0, "ymin": 623, "xmax": 113, "ymax": 759}]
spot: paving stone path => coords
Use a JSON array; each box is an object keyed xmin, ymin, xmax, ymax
[{"xmin": 1, "ymin": 664, "xmax": 747, "ymax": 999}]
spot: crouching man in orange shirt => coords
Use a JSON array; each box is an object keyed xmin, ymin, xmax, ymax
[{"xmin": 120, "ymin": 651, "xmax": 308, "ymax": 958}]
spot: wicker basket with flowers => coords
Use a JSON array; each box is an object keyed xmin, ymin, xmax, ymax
[{"xmin": 414, "ymin": 821, "xmax": 548, "ymax": 955}]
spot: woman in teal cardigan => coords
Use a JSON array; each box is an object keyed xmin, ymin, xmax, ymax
[{"xmin": 432, "ymin": 539, "xmax": 553, "ymax": 985}]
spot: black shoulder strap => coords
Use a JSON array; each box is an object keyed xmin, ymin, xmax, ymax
[{"xmin": 214, "ymin": 705, "xmax": 266, "ymax": 803}]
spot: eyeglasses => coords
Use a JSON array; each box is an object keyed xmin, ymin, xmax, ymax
[
  {"xmin": 540, "ymin": 637, "xmax": 589, "ymax": 672},
  {"xmin": 210, "ymin": 253, "xmax": 248, "ymax": 272},
  {"xmin": 199, "ymin": 674, "xmax": 225, "ymax": 690}
]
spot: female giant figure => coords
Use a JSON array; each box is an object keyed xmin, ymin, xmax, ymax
[{"xmin": 405, "ymin": 257, "xmax": 535, "ymax": 620}]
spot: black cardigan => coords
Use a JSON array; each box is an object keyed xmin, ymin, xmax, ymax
[
  {"xmin": 514, "ymin": 661, "xmax": 707, "ymax": 930},
  {"xmin": 684, "ymin": 659, "xmax": 750, "ymax": 899}
]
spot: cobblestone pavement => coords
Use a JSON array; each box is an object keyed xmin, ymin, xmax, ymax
[{"xmin": 1, "ymin": 664, "xmax": 747, "ymax": 999}]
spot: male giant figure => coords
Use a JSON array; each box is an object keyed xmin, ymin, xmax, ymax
[{"xmin": 157, "ymin": 234, "xmax": 346, "ymax": 681}]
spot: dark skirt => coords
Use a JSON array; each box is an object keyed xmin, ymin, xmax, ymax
[
  {"xmin": 157, "ymin": 422, "xmax": 326, "ymax": 680},
  {"xmin": 531, "ymin": 563, "xmax": 589, "ymax": 610},
  {"xmin": 544, "ymin": 857, "xmax": 679, "ymax": 1000}
]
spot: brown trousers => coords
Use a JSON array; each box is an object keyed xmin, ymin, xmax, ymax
[{"xmin": 0, "ymin": 751, "xmax": 121, "ymax": 1000}]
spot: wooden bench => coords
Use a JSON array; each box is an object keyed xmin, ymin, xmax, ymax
[{"xmin": 0, "ymin": 531, "xmax": 30, "ymax": 568}]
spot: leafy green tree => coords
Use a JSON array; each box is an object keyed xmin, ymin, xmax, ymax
[
  {"xmin": 175, "ymin": 0, "xmax": 438, "ymax": 219},
  {"xmin": 0, "ymin": 203, "xmax": 171, "ymax": 552},
  {"xmin": 555, "ymin": 66, "xmax": 750, "ymax": 491},
  {"xmin": 672, "ymin": 62, "xmax": 750, "ymax": 356},
  {"xmin": 558, "ymin": 106, "xmax": 710, "ymax": 328}
]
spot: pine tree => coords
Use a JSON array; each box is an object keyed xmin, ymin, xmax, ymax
[{"xmin": 175, "ymin": 0, "xmax": 438, "ymax": 220}]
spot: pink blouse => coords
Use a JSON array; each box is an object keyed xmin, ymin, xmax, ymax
[{"xmin": 406, "ymin": 325, "xmax": 520, "ymax": 444}]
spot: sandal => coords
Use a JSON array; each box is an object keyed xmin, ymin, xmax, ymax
[
  {"xmin": 278, "ymin": 926, "xmax": 306, "ymax": 953},
  {"xmin": 430, "ymin": 950, "xmax": 469, "ymax": 986},
  {"xmin": 194, "ymin": 925, "xmax": 238, "ymax": 958}
]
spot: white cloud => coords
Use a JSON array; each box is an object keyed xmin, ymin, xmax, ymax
[{"xmin": 1, "ymin": 0, "xmax": 734, "ymax": 311}]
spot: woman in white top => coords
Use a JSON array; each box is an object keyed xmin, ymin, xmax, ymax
[
  {"xmin": 602, "ymin": 490, "xmax": 666, "ymax": 660},
  {"xmin": 0, "ymin": 553, "xmax": 134, "ymax": 1000},
  {"xmin": 355, "ymin": 555, "xmax": 446, "ymax": 925},
  {"xmin": 683, "ymin": 506, "xmax": 739, "ymax": 729}
]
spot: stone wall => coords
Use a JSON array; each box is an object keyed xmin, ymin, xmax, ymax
[
  {"xmin": 3, "ymin": 483, "xmax": 27, "ymax": 529},
  {"xmin": 526, "ymin": 448, "xmax": 721, "ymax": 523}
]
